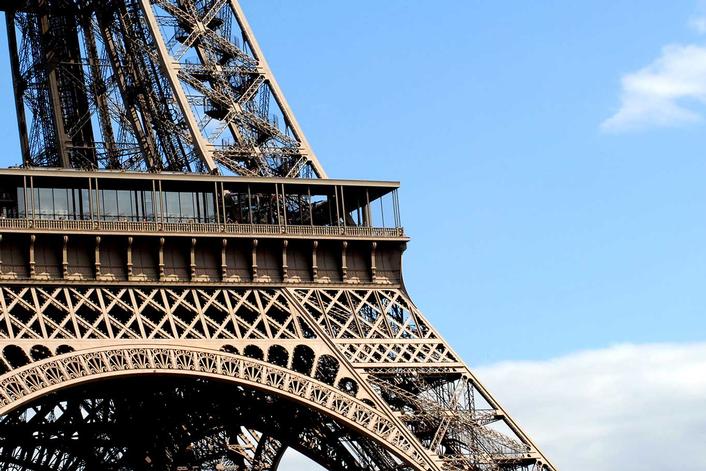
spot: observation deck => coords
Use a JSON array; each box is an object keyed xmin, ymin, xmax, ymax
[{"xmin": 0, "ymin": 169, "xmax": 407, "ymax": 286}]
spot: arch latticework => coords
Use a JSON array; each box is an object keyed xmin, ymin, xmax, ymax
[
  {"xmin": 0, "ymin": 0, "xmax": 559, "ymax": 467},
  {"xmin": 0, "ymin": 345, "xmax": 427, "ymax": 470}
]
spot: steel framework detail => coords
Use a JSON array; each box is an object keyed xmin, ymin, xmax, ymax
[
  {"xmin": 3, "ymin": 0, "xmax": 325, "ymax": 177},
  {"xmin": 0, "ymin": 1, "xmax": 558, "ymax": 470}
]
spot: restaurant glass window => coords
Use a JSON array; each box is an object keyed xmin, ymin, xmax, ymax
[
  {"xmin": 99, "ymin": 189, "xmax": 156, "ymax": 222},
  {"xmin": 142, "ymin": 191, "xmax": 154, "ymax": 221},
  {"xmin": 101, "ymin": 190, "xmax": 118, "ymax": 220},
  {"xmin": 224, "ymin": 191, "xmax": 252, "ymax": 224},
  {"xmin": 26, "ymin": 187, "xmax": 90, "ymax": 220},
  {"xmin": 163, "ymin": 191, "xmax": 216, "ymax": 223},
  {"xmin": 179, "ymin": 192, "xmax": 196, "ymax": 221},
  {"xmin": 16, "ymin": 187, "xmax": 25, "ymax": 218},
  {"xmin": 164, "ymin": 192, "xmax": 181, "ymax": 222},
  {"xmin": 116, "ymin": 190, "xmax": 132, "ymax": 220},
  {"xmin": 0, "ymin": 188, "xmax": 18, "ymax": 219}
]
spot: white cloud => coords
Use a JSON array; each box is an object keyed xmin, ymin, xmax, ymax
[
  {"xmin": 476, "ymin": 343, "xmax": 706, "ymax": 471},
  {"xmin": 282, "ymin": 342, "xmax": 706, "ymax": 471},
  {"xmin": 602, "ymin": 44, "xmax": 706, "ymax": 132}
]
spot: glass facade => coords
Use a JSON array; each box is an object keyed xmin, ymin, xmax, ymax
[
  {"xmin": 18, "ymin": 187, "xmax": 91, "ymax": 220},
  {"xmin": 16, "ymin": 187, "xmax": 215, "ymax": 223},
  {"xmin": 162, "ymin": 191, "xmax": 215, "ymax": 223},
  {"xmin": 100, "ymin": 189, "xmax": 154, "ymax": 221},
  {"xmin": 4, "ymin": 178, "xmax": 400, "ymax": 228}
]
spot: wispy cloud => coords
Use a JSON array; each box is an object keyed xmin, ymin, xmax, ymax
[
  {"xmin": 689, "ymin": 0, "xmax": 706, "ymax": 35},
  {"xmin": 279, "ymin": 343, "xmax": 706, "ymax": 471},
  {"xmin": 602, "ymin": 44, "xmax": 706, "ymax": 132},
  {"xmin": 689, "ymin": 15, "xmax": 706, "ymax": 34}
]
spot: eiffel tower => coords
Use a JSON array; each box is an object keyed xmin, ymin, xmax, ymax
[{"xmin": 0, "ymin": 2, "xmax": 557, "ymax": 470}]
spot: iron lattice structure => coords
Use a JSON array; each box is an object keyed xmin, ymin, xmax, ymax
[
  {"xmin": 0, "ymin": 1, "xmax": 558, "ymax": 471},
  {"xmin": 4, "ymin": 0, "xmax": 325, "ymax": 177}
]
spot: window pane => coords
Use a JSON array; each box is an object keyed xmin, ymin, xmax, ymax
[
  {"xmin": 205, "ymin": 193, "xmax": 214, "ymax": 222},
  {"xmin": 143, "ymin": 191, "xmax": 154, "ymax": 221},
  {"xmin": 81, "ymin": 189, "xmax": 91, "ymax": 219},
  {"xmin": 132, "ymin": 191, "xmax": 142, "ymax": 220},
  {"xmin": 69, "ymin": 189, "xmax": 78, "ymax": 219},
  {"xmin": 37, "ymin": 188, "xmax": 52, "ymax": 219},
  {"xmin": 102, "ymin": 190, "xmax": 118, "ymax": 220},
  {"xmin": 180, "ymin": 192, "xmax": 195, "ymax": 221},
  {"xmin": 53, "ymin": 188, "xmax": 69, "ymax": 219},
  {"xmin": 17, "ymin": 187, "xmax": 25, "ymax": 218},
  {"xmin": 164, "ymin": 192, "xmax": 180, "ymax": 222},
  {"xmin": 116, "ymin": 190, "xmax": 131, "ymax": 220}
]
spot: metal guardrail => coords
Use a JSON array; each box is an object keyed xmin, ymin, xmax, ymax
[{"xmin": 0, "ymin": 218, "xmax": 405, "ymax": 239}]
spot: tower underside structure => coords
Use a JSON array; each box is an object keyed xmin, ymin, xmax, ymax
[{"xmin": 0, "ymin": 1, "xmax": 558, "ymax": 470}]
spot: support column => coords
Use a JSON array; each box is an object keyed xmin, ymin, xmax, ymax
[
  {"xmin": 5, "ymin": 13, "xmax": 30, "ymax": 165},
  {"xmin": 251, "ymin": 239, "xmax": 258, "ymax": 281},
  {"xmin": 282, "ymin": 239, "xmax": 289, "ymax": 281},
  {"xmin": 62, "ymin": 236, "xmax": 69, "ymax": 279},
  {"xmin": 341, "ymin": 241, "xmax": 348, "ymax": 281},
  {"xmin": 312, "ymin": 240, "xmax": 318, "ymax": 282},
  {"xmin": 95, "ymin": 236, "xmax": 101, "ymax": 278},
  {"xmin": 221, "ymin": 238, "xmax": 228, "ymax": 280}
]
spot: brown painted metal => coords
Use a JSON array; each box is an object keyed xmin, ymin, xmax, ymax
[{"xmin": 0, "ymin": 2, "xmax": 557, "ymax": 470}]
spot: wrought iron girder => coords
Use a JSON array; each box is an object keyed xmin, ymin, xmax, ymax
[
  {"xmin": 0, "ymin": 1, "xmax": 559, "ymax": 467},
  {"xmin": 0, "ymin": 281, "xmax": 557, "ymax": 470},
  {"xmin": 0, "ymin": 362, "xmax": 418, "ymax": 470},
  {"xmin": 5, "ymin": 0, "xmax": 327, "ymax": 175},
  {"xmin": 140, "ymin": 0, "xmax": 325, "ymax": 177}
]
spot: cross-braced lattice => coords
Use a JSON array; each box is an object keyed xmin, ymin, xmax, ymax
[{"xmin": 0, "ymin": 1, "xmax": 557, "ymax": 470}]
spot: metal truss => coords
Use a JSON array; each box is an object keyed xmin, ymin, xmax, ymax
[
  {"xmin": 0, "ymin": 346, "xmax": 427, "ymax": 469},
  {"xmin": 0, "ymin": 285, "xmax": 557, "ymax": 470},
  {"xmin": 0, "ymin": 375, "xmax": 406, "ymax": 470},
  {"xmin": 0, "ymin": 1, "xmax": 557, "ymax": 470},
  {"xmin": 3, "ymin": 0, "xmax": 325, "ymax": 177}
]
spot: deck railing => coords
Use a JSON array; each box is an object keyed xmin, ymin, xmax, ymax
[{"xmin": 0, "ymin": 217, "xmax": 404, "ymax": 239}]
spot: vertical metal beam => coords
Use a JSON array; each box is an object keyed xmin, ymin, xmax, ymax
[
  {"xmin": 138, "ymin": 0, "xmax": 218, "ymax": 173},
  {"xmin": 38, "ymin": 5, "xmax": 71, "ymax": 167},
  {"xmin": 5, "ymin": 12, "xmax": 30, "ymax": 166},
  {"xmin": 97, "ymin": 14, "xmax": 158, "ymax": 170},
  {"xmin": 81, "ymin": 15, "xmax": 119, "ymax": 168}
]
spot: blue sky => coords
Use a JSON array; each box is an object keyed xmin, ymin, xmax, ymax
[
  {"xmin": 1, "ymin": 1, "xmax": 704, "ymax": 366},
  {"xmin": 1, "ymin": 2, "xmax": 706, "ymax": 470},
  {"xmin": 238, "ymin": 0, "xmax": 706, "ymax": 365}
]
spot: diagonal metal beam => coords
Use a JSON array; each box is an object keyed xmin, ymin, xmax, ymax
[
  {"xmin": 228, "ymin": 0, "xmax": 327, "ymax": 178},
  {"xmin": 138, "ymin": 0, "xmax": 218, "ymax": 173}
]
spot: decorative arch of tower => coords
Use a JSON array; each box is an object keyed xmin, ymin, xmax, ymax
[
  {"xmin": 0, "ymin": 346, "xmax": 428, "ymax": 470},
  {"xmin": 0, "ymin": 1, "xmax": 558, "ymax": 470}
]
